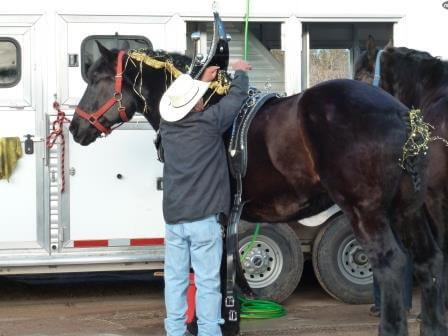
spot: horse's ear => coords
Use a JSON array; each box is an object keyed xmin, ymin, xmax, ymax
[
  {"xmin": 366, "ymin": 35, "xmax": 376, "ymax": 62},
  {"xmin": 385, "ymin": 39, "xmax": 394, "ymax": 49},
  {"xmin": 96, "ymin": 40, "xmax": 114, "ymax": 62}
]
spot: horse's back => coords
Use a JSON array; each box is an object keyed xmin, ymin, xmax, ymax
[
  {"xmin": 298, "ymin": 79, "xmax": 421, "ymax": 212},
  {"xmin": 300, "ymin": 79, "xmax": 409, "ymax": 149},
  {"xmin": 300, "ymin": 79, "xmax": 408, "ymax": 125}
]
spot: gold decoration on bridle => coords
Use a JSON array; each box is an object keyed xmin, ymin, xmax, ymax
[
  {"xmin": 128, "ymin": 50, "xmax": 183, "ymax": 78},
  {"xmin": 127, "ymin": 50, "xmax": 231, "ymax": 96},
  {"xmin": 399, "ymin": 108, "xmax": 448, "ymax": 169}
]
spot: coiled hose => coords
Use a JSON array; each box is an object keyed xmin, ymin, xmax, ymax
[{"xmin": 239, "ymin": 223, "xmax": 286, "ymax": 319}]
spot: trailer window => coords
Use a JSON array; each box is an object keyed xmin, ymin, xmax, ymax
[
  {"xmin": 302, "ymin": 23, "xmax": 393, "ymax": 89},
  {"xmin": 186, "ymin": 21, "xmax": 285, "ymax": 93},
  {"xmin": 0, "ymin": 38, "xmax": 21, "ymax": 88},
  {"xmin": 309, "ymin": 48, "xmax": 351, "ymax": 87},
  {"xmin": 81, "ymin": 35, "xmax": 152, "ymax": 82}
]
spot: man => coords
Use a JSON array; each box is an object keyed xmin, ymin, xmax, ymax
[{"xmin": 159, "ymin": 60, "xmax": 251, "ymax": 336}]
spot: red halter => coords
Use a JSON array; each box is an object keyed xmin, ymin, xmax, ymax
[{"xmin": 75, "ymin": 50, "xmax": 129, "ymax": 135}]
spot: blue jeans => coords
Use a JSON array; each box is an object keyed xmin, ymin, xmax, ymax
[{"xmin": 164, "ymin": 215, "xmax": 223, "ymax": 336}]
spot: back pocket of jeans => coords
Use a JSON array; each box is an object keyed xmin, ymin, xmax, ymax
[{"xmin": 190, "ymin": 216, "xmax": 218, "ymax": 246}]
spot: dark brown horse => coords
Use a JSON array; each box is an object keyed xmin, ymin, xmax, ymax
[
  {"xmin": 69, "ymin": 44, "xmax": 445, "ymax": 335},
  {"xmin": 355, "ymin": 37, "xmax": 448, "ymax": 335}
]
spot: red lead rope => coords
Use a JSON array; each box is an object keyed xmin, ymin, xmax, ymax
[{"xmin": 47, "ymin": 101, "xmax": 70, "ymax": 193}]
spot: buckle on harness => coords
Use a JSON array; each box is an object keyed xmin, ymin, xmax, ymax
[
  {"xmin": 228, "ymin": 309, "xmax": 238, "ymax": 321},
  {"xmin": 225, "ymin": 296, "xmax": 235, "ymax": 307}
]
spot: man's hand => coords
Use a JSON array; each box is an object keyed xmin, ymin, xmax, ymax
[
  {"xmin": 193, "ymin": 98, "xmax": 205, "ymax": 112},
  {"xmin": 200, "ymin": 66, "xmax": 220, "ymax": 82},
  {"xmin": 231, "ymin": 60, "xmax": 252, "ymax": 72}
]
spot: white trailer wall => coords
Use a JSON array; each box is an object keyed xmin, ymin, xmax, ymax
[
  {"xmin": 0, "ymin": 0, "xmax": 446, "ymax": 272},
  {"xmin": 3, "ymin": 1, "xmax": 447, "ymax": 96}
]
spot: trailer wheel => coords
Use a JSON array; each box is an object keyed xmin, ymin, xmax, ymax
[
  {"xmin": 312, "ymin": 213, "xmax": 373, "ymax": 304},
  {"xmin": 239, "ymin": 221, "xmax": 303, "ymax": 303}
]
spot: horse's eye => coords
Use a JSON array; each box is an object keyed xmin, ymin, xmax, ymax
[{"xmin": 90, "ymin": 74, "xmax": 103, "ymax": 85}]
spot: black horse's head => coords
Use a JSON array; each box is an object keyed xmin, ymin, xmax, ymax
[
  {"xmin": 70, "ymin": 11, "xmax": 231, "ymax": 146},
  {"xmin": 70, "ymin": 42, "xmax": 138, "ymax": 145},
  {"xmin": 69, "ymin": 42, "xmax": 189, "ymax": 145},
  {"xmin": 70, "ymin": 49, "xmax": 231, "ymax": 146},
  {"xmin": 354, "ymin": 35, "xmax": 447, "ymax": 108},
  {"xmin": 353, "ymin": 36, "xmax": 394, "ymax": 87}
]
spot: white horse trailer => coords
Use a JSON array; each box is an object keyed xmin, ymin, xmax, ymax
[{"xmin": 0, "ymin": 0, "xmax": 447, "ymax": 303}]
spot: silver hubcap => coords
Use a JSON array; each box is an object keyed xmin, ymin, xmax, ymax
[
  {"xmin": 239, "ymin": 235, "xmax": 283, "ymax": 288},
  {"xmin": 338, "ymin": 237, "xmax": 372, "ymax": 285}
]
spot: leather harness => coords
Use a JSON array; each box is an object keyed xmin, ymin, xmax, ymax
[
  {"xmin": 223, "ymin": 88, "xmax": 278, "ymax": 322},
  {"xmin": 229, "ymin": 89, "xmax": 278, "ymax": 178}
]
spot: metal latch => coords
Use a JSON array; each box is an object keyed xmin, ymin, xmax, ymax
[
  {"xmin": 24, "ymin": 134, "xmax": 34, "ymax": 154},
  {"xmin": 68, "ymin": 54, "xmax": 79, "ymax": 67},
  {"xmin": 225, "ymin": 296, "xmax": 235, "ymax": 307},
  {"xmin": 228, "ymin": 310, "xmax": 238, "ymax": 321},
  {"xmin": 156, "ymin": 177, "xmax": 163, "ymax": 190}
]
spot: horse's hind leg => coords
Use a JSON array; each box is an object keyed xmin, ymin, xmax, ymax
[
  {"xmin": 401, "ymin": 208, "xmax": 447, "ymax": 336},
  {"xmin": 345, "ymin": 210, "xmax": 409, "ymax": 336},
  {"xmin": 425, "ymin": 197, "xmax": 448, "ymax": 310}
]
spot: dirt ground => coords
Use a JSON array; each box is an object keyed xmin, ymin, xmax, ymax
[{"xmin": 0, "ymin": 263, "xmax": 421, "ymax": 336}]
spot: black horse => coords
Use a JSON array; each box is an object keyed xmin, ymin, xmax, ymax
[
  {"xmin": 355, "ymin": 37, "xmax": 448, "ymax": 335},
  {"xmin": 69, "ymin": 43, "xmax": 444, "ymax": 335}
]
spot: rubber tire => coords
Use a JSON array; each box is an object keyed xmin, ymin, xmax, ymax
[
  {"xmin": 239, "ymin": 221, "xmax": 303, "ymax": 303},
  {"xmin": 312, "ymin": 213, "xmax": 373, "ymax": 304}
]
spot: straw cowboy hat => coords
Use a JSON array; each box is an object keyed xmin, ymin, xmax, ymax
[{"xmin": 159, "ymin": 74, "xmax": 210, "ymax": 122}]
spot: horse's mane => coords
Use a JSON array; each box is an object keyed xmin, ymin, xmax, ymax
[
  {"xmin": 394, "ymin": 47, "xmax": 435, "ymax": 62},
  {"xmin": 389, "ymin": 47, "xmax": 448, "ymax": 87},
  {"xmin": 127, "ymin": 48, "xmax": 231, "ymax": 96},
  {"xmin": 130, "ymin": 48, "xmax": 192, "ymax": 74}
]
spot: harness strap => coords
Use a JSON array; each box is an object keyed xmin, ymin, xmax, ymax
[
  {"xmin": 75, "ymin": 105, "xmax": 114, "ymax": 135},
  {"xmin": 224, "ymin": 174, "xmax": 244, "ymax": 323},
  {"xmin": 115, "ymin": 54, "xmax": 124, "ymax": 93},
  {"xmin": 224, "ymin": 89, "xmax": 279, "ymax": 324},
  {"xmin": 372, "ymin": 49, "xmax": 384, "ymax": 87},
  {"xmin": 119, "ymin": 107, "xmax": 128, "ymax": 122},
  {"xmin": 229, "ymin": 89, "xmax": 278, "ymax": 178}
]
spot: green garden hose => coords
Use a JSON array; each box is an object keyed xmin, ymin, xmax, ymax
[
  {"xmin": 239, "ymin": 296, "xmax": 286, "ymax": 319},
  {"xmin": 244, "ymin": 0, "xmax": 250, "ymax": 60},
  {"xmin": 240, "ymin": 222, "xmax": 260, "ymax": 262},
  {"xmin": 239, "ymin": 223, "xmax": 286, "ymax": 319}
]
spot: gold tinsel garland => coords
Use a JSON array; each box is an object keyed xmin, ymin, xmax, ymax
[
  {"xmin": 399, "ymin": 109, "xmax": 448, "ymax": 169},
  {"xmin": 127, "ymin": 50, "xmax": 231, "ymax": 95}
]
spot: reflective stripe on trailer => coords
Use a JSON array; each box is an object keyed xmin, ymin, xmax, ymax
[{"xmin": 71, "ymin": 238, "xmax": 164, "ymax": 248}]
